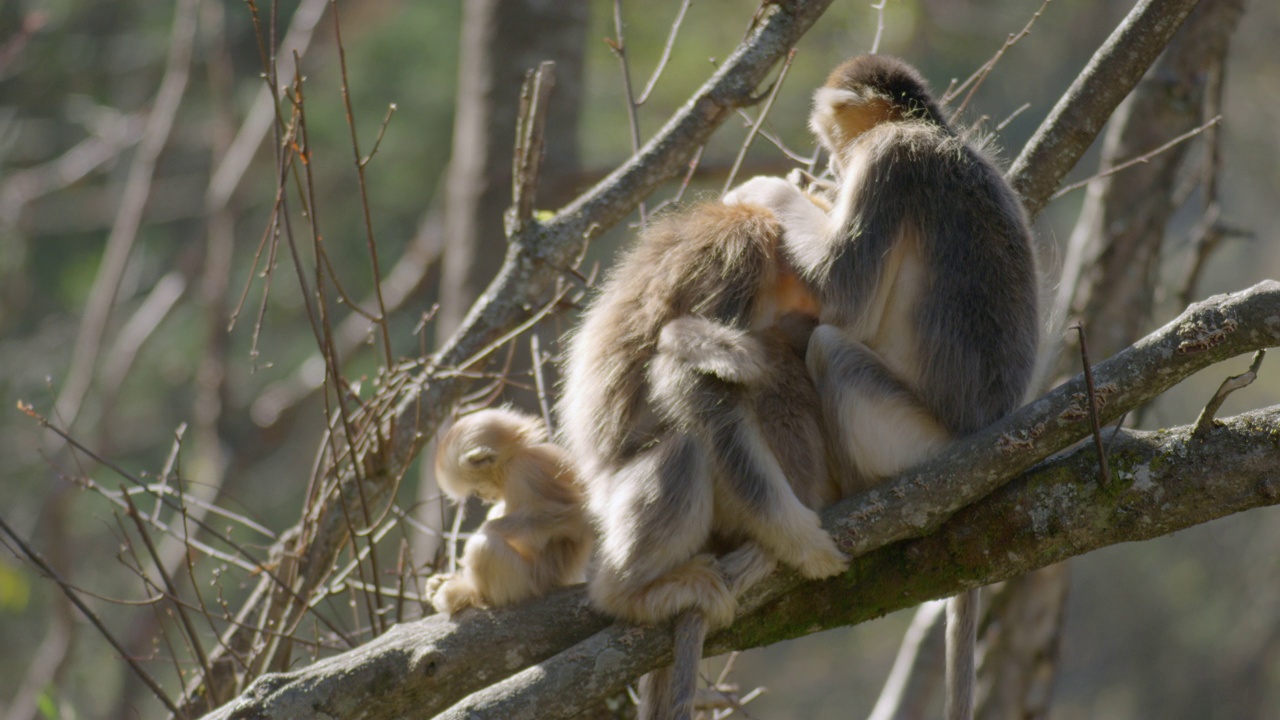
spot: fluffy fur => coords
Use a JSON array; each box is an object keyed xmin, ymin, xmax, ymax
[
  {"xmin": 728, "ymin": 55, "xmax": 1039, "ymax": 720},
  {"xmin": 429, "ymin": 408, "xmax": 593, "ymax": 614}
]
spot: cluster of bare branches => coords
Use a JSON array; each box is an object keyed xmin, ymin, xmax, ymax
[{"xmin": 2, "ymin": 0, "xmax": 1277, "ymax": 718}]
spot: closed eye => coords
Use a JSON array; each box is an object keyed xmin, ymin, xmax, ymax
[{"xmin": 461, "ymin": 447, "xmax": 498, "ymax": 467}]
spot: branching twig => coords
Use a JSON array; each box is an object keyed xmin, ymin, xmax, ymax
[
  {"xmin": 1193, "ymin": 349, "xmax": 1266, "ymax": 440},
  {"xmin": 869, "ymin": 0, "xmax": 888, "ymax": 54},
  {"xmin": 1048, "ymin": 116, "xmax": 1220, "ymax": 201},
  {"xmin": 608, "ymin": 0, "xmax": 646, "ymax": 225},
  {"xmin": 944, "ymin": 0, "xmax": 1051, "ymax": 117},
  {"xmin": 332, "ymin": 0, "xmax": 394, "ymax": 367},
  {"xmin": 722, "ymin": 48, "xmax": 796, "ymax": 195},
  {"xmin": 636, "ymin": 0, "xmax": 694, "ymax": 105},
  {"xmin": 0, "ymin": 514, "xmax": 182, "ymax": 716},
  {"xmin": 509, "ymin": 62, "xmax": 558, "ymax": 233}
]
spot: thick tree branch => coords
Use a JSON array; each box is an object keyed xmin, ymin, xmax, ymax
[
  {"xmin": 1008, "ymin": 0, "xmax": 1203, "ymax": 216},
  {"xmin": 203, "ymin": 281, "xmax": 1280, "ymax": 719}
]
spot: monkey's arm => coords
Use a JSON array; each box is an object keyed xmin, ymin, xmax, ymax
[
  {"xmin": 649, "ymin": 316, "xmax": 847, "ymax": 580},
  {"xmin": 430, "ymin": 521, "xmax": 546, "ymax": 614}
]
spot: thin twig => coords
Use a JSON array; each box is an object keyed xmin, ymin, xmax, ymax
[
  {"xmin": 1193, "ymin": 350, "xmax": 1265, "ymax": 441},
  {"xmin": 509, "ymin": 62, "xmax": 558, "ymax": 233},
  {"xmin": 722, "ymin": 49, "xmax": 797, "ymax": 195},
  {"xmin": 995, "ymin": 102, "xmax": 1031, "ymax": 132},
  {"xmin": 869, "ymin": 0, "xmax": 888, "ymax": 54},
  {"xmin": 636, "ymin": 0, "xmax": 694, "ymax": 105},
  {"xmin": 15, "ymin": 401, "xmax": 354, "ymax": 643},
  {"xmin": 0, "ymin": 513, "xmax": 183, "ymax": 716},
  {"xmin": 608, "ymin": 0, "xmax": 646, "ymax": 226},
  {"xmin": 1072, "ymin": 325, "xmax": 1112, "ymax": 489},
  {"xmin": 530, "ymin": 333, "xmax": 555, "ymax": 434},
  {"xmin": 944, "ymin": 0, "xmax": 1051, "ymax": 114},
  {"xmin": 1049, "ymin": 116, "xmax": 1221, "ymax": 201},
  {"xmin": 121, "ymin": 493, "xmax": 219, "ymax": 709}
]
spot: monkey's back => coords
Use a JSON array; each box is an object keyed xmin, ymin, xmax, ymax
[
  {"xmin": 831, "ymin": 121, "xmax": 1039, "ymax": 435},
  {"xmin": 558, "ymin": 203, "xmax": 784, "ymax": 472}
]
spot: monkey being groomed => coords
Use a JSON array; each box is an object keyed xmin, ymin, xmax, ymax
[
  {"xmin": 558, "ymin": 200, "xmax": 850, "ymax": 719},
  {"xmin": 728, "ymin": 54, "xmax": 1040, "ymax": 720}
]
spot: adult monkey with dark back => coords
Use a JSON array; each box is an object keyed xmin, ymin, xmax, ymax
[{"xmin": 729, "ymin": 54, "xmax": 1039, "ymax": 720}]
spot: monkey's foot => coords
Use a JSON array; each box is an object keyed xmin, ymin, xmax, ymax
[
  {"xmin": 785, "ymin": 527, "xmax": 850, "ymax": 580},
  {"xmin": 590, "ymin": 554, "xmax": 737, "ymax": 630},
  {"xmin": 719, "ymin": 542, "xmax": 778, "ymax": 596},
  {"xmin": 430, "ymin": 576, "xmax": 481, "ymax": 616}
]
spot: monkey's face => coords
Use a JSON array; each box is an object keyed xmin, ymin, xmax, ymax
[
  {"xmin": 435, "ymin": 408, "xmax": 548, "ymax": 504},
  {"xmin": 436, "ymin": 436, "xmax": 505, "ymax": 503}
]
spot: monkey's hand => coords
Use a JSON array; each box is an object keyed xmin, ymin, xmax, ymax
[{"xmin": 723, "ymin": 175, "xmax": 808, "ymax": 215}]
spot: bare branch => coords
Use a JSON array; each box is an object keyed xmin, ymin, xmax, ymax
[
  {"xmin": 200, "ymin": 282, "xmax": 1280, "ymax": 719},
  {"xmin": 1008, "ymin": 0, "xmax": 1204, "ymax": 216},
  {"xmin": 1193, "ymin": 349, "xmax": 1266, "ymax": 440}
]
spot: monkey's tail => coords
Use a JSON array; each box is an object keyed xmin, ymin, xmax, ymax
[
  {"xmin": 944, "ymin": 588, "xmax": 979, "ymax": 720},
  {"xmin": 638, "ymin": 610, "xmax": 707, "ymax": 720}
]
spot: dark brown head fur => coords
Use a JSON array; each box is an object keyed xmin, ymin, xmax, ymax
[{"xmin": 824, "ymin": 54, "xmax": 948, "ymax": 128}]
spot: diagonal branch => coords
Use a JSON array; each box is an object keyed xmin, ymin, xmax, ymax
[{"xmin": 1008, "ymin": 0, "xmax": 1203, "ymax": 216}]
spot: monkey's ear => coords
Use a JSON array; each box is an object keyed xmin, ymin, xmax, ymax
[
  {"xmin": 810, "ymin": 87, "xmax": 893, "ymax": 156},
  {"xmin": 462, "ymin": 447, "xmax": 499, "ymax": 467}
]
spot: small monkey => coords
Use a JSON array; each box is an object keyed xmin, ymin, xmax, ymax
[
  {"xmin": 558, "ymin": 202, "xmax": 847, "ymax": 719},
  {"xmin": 727, "ymin": 55, "xmax": 1039, "ymax": 720},
  {"xmin": 429, "ymin": 407, "xmax": 593, "ymax": 615}
]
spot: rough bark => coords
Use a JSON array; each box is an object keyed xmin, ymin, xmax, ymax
[
  {"xmin": 201, "ymin": 282, "xmax": 1280, "ymax": 719},
  {"xmin": 1008, "ymin": 0, "xmax": 1203, "ymax": 218},
  {"xmin": 204, "ymin": 399, "xmax": 1280, "ymax": 720}
]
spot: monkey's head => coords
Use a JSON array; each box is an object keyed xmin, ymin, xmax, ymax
[
  {"xmin": 435, "ymin": 407, "xmax": 550, "ymax": 503},
  {"xmin": 810, "ymin": 55, "xmax": 947, "ymax": 172}
]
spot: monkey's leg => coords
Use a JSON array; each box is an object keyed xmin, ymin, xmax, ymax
[
  {"xmin": 806, "ymin": 324, "xmax": 951, "ymax": 488},
  {"xmin": 587, "ymin": 434, "xmax": 736, "ymax": 628},
  {"xmin": 462, "ymin": 526, "xmax": 544, "ymax": 608},
  {"xmin": 650, "ymin": 341, "xmax": 847, "ymax": 581},
  {"xmin": 809, "ymin": 325, "xmax": 976, "ymax": 720}
]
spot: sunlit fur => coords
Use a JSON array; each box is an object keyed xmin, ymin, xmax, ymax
[
  {"xmin": 558, "ymin": 202, "xmax": 848, "ymax": 630},
  {"xmin": 728, "ymin": 55, "xmax": 1039, "ymax": 720},
  {"xmin": 429, "ymin": 408, "xmax": 593, "ymax": 615},
  {"xmin": 559, "ymin": 202, "xmax": 849, "ymax": 720}
]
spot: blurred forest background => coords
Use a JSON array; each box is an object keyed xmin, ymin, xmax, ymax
[{"xmin": 1, "ymin": 0, "xmax": 1278, "ymax": 718}]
